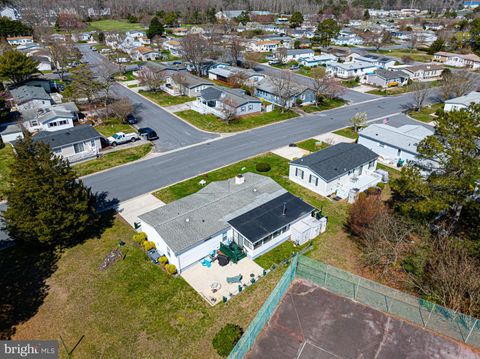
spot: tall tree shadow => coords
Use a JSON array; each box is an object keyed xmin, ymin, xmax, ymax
[{"xmin": 0, "ymin": 192, "xmax": 119, "ymax": 339}]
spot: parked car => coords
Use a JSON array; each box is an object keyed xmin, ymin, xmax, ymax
[
  {"xmin": 138, "ymin": 127, "xmax": 159, "ymax": 141},
  {"xmin": 126, "ymin": 114, "xmax": 138, "ymax": 124},
  {"xmin": 268, "ymin": 60, "xmax": 281, "ymax": 65},
  {"xmin": 107, "ymin": 132, "xmax": 140, "ymax": 146},
  {"xmin": 290, "ymin": 64, "xmax": 300, "ymax": 70}
]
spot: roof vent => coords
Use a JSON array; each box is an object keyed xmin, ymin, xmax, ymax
[
  {"xmin": 282, "ymin": 202, "xmax": 287, "ymax": 215},
  {"xmin": 185, "ymin": 218, "xmax": 190, "ymax": 222},
  {"xmin": 253, "ymin": 188, "xmax": 257, "ymax": 192}
]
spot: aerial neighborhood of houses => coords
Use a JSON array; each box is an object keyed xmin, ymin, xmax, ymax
[{"xmin": 1, "ymin": 1, "xmax": 480, "ymax": 358}]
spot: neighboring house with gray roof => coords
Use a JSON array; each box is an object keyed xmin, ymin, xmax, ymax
[
  {"xmin": 254, "ymin": 76, "xmax": 316, "ymax": 107},
  {"xmin": 21, "ymin": 102, "xmax": 79, "ymax": 133},
  {"xmin": 164, "ymin": 71, "xmax": 214, "ymax": 97},
  {"xmin": 326, "ymin": 61, "xmax": 377, "ymax": 79},
  {"xmin": 0, "ymin": 122, "xmax": 23, "ymax": 144},
  {"xmin": 138, "ymin": 173, "xmax": 323, "ymax": 273},
  {"xmin": 208, "ymin": 65, "xmax": 265, "ymax": 86},
  {"xmin": 289, "ymin": 143, "xmax": 382, "ymax": 199},
  {"xmin": 192, "ymin": 86, "xmax": 262, "ymax": 119},
  {"xmin": 10, "ymin": 85, "xmax": 54, "ymax": 112},
  {"xmin": 358, "ymin": 124, "xmax": 433, "ymax": 165},
  {"xmin": 444, "ymin": 91, "xmax": 480, "ymax": 112},
  {"xmin": 366, "ymin": 69, "xmax": 410, "ymax": 88},
  {"xmin": 31, "ymin": 125, "xmax": 102, "ymax": 163}
]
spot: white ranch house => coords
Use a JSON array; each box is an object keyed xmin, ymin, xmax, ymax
[{"xmin": 326, "ymin": 61, "xmax": 377, "ymax": 79}]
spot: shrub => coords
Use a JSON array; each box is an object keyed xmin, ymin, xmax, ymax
[
  {"xmin": 143, "ymin": 241, "xmax": 156, "ymax": 251},
  {"xmin": 255, "ymin": 162, "xmax": 271, "ymax": 172},
  {"xmin": 212, "ymin": 323, "xmax": 243, "ymax": 357},
  {"xmin": 159, "ymin": 255, "xmax": 168, "ymax": 266},
  {"xmin": 347, "ymin": 194, "xmax": 387, "ymax": 237},
  {"xmin": 295, "ymin": 98, "xmax": 303, "ymax": 106},
  {"xmin": 133, "ymin": 232, "xmax": 147, "ymax": 244},
  {"xmin": 165, "ymin": 264, "xmax": 177, "ymax": 275},
  {"xmin": 377, "ymin": 182, "xmax": 385, "ymax": 190}
]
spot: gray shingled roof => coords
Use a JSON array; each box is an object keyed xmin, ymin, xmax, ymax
[
  {"xmin": 290, "ymin": 143, "xmax": 378, "ymax": 182},
  {"xmin": 10, "ymin": 85, "xmax": 52, "ymax": 105},
  {"xmin": 31, "ymin": 125, "xmax": 102, "ymax": 149},
  {"xmin": 200, "ymin": 86, "xmax": 261, "ymax": 107},
  {"xmin": 139, "ymin": 173, "xmax": 287, "ymax": 255},
  {"xmin": 374, "ymin": 69, "xmax": 409, "ymax": 81}
]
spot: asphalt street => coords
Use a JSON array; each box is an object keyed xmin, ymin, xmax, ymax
[{"xmin": 78, "ymin": 45, "xmax": 217, "ymax": 152}]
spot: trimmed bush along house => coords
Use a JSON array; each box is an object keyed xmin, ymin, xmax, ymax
[
  {"xmin": 138, "ymin": 173, "xmax": 326, "ymax": 273},
  {"xmin": 289, "ymin": 143, "xmax": 383, "ymax": 199}
]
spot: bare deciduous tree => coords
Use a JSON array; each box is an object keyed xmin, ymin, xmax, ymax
[
  {"xmin": 180, "ymin": 34, "xmax": 210, "ymax": 75},
  {"xmin": 137, "ymin": 67, "xmax": 165, "ymax": 91},
  {"xmin": 270, "ymin": 72, "xmax": 295, "ymax": 112},
  {"xmin": 220, "ymin": 98, "xmax": 237, "ymax": 124},
  {"xmin": 97, "ymin": 60, "xmax": 119, "ymax": 116},
  {"xmin": 49, "ymin": 42, "xmax": 80, "ymax": 81},
  {"xmin": 350, "ymin": 112, "xmax": 367, "ymax": 132},
  {"xmin": 440, "ymin": 70, "xmax": 477, "ymax": 101},
  {"xmin": 110, "ymin": 98, "xmax": 134, "ymax": 121},
  {"xmin": 243, "ymin": 52, "xmax": 263, "ymax": 69},
  {"xmin": 310, "ymin": 69, "xmax": 344, "ymax": 105},
  {"xmin": 411, "ymin": 82, "xmax": 431, "ymax": 111},
  {"xmin": 229, "ymin": 37, "xmax": 244, "ymax": 66},
  {"xmin": 171, "ymin": 72, "xmax": 189, "ymax": 96},
  {"xmin": 407, "ymin": 32, "xmax": 419, "ymax": 50}
]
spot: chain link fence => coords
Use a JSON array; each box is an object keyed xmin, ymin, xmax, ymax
[
  {"xmin": 296, "ymin": 256, "xmax": 480, "ymax": 348},
  {"xmin": 228, "ymin": 256, "xmax": 297, "ymax": 359}
]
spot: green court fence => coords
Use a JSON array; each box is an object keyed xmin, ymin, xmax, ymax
[
  {"xmin": 296, "ymin": 256, "xmax": 480, "ymax": 348},
  {"xmin": 227, "ymin": 256, "xmax": 297, "ymax": 359}
]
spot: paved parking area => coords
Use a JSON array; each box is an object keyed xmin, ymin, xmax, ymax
[
  {"xmin": 118, "ymin": 193, "xmax": 165, "ymax": 227},
  {"xmin": 272, "ymin": 146, "xmax": 309, "ymax": 160},
  {"xmin": 249, "ymin": 280, "xmax": 480, "ymax": 359},
  {"xmin": 182, "ymin": 257, "xmax": 264, "ymax": 306}
]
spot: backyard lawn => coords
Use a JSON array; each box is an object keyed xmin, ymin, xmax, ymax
[
  {"xmin": 374, "ymin": 49, "xmax": 432, "ymax": 63},
  {"xmin": 0, "ymin": 145, "xmax": 15, "ymax": 200},
  {"xmin": 407, "ymin": 103, "xmax": 443, "ymax": 123},
  {"xmin": 154, "ymin": 153, "xmax": 356, "ymax": 272},
  {"xmin": 366, "ymin": 81, "xmax": 441, "ymax": 96},
  {"xmin": 5, "ymin": 217, "xmax": 284, "ymax": 358},
  {"xmin": 174, "ymin": 108, "xmax": 298, "ymax": 133},
  {"xmin": 139, "ymin": 90, "xmax": 195, "ymax": 107},
  {"xmin": 333, "ymin": 126, "xmax": 361, "ymax": 140},
  {"xmin": 295, "ymin": 139, "xmax": 329, "ymax": 152},
  {"xmin": 301, "ymin": 98, "xmax": 346, "ymax": 113},
  {"xmin": 74, "ymin": 144, "xmax": 152, "ymax": 177},
  {"xmin": 95, "ymin": 118, "xmax": 136, "ymax": 137},
  {"xmin": 87, "ymin": 20, "xmax": 145, "ymax": 32}
]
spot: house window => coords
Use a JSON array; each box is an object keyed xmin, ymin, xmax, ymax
[
  {"xmin": 73, "ymin": 143, "xmax": 85, "ymax": 153},
  {"xmin": 368, "ymin": 161, "xmax": 375, "ymax": 169},
  {"xmin": 295, "ymin": 168, "xmax": 304, "ymax": 179},
  {"xmin": 397, "ymin": 149, "xmax": 402, "ymax": 157},
  {"xmin": 248, "ymin": 104, "xmax": 253, "ymax": 110},
  {"xmin": 309, "ymin": 174, "xmax": 318, "ymax": 186},
  {"xmin": 167, "ymin": 247, "xmax": 171, "ymax": 258},
  {"xmin": 222, "ymin": 232, "xmax": 228, "ymax": 242},
  {"xmin": 241, "ymin": 106, "xmax": 246, "ymax": 112},
  {"xmin": 30, "ymin": 120, "xmax": 38, "ymax": 127},
  {"xmin": 378, "ymin": 143, "xmax": 385, "ymax": 148}
]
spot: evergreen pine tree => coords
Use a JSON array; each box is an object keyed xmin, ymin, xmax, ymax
[
  {"xmin": 2, "ymin": 133, "xmax": 98, "ymax": 246},
  {"xmin": 147, "ymin": 16, "xmax": 164, "ymax": 39}
]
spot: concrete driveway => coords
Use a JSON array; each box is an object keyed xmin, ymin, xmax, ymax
[{"xmin": 118, "ymin": 193, "xmax": 165, "ymax": 227}]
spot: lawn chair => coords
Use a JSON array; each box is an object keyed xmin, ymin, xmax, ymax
[
  {"xmin": 226, "ymin": 274, "xmax": 243, "ymax": 284},
  {"xmin": 201, "ymin": 257, "xmax": 212, "ymax": 268}
]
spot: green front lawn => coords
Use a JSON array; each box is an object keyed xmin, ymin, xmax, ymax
[
  {"xmin": 407, "ymin": 103, "xmax": 443, "ymax": 123},
  {"xmin": 87, "ymin": 20, "xmax": 145, "ymax": 32},
  {"xmin": 376, "ymin": 163, "xmax": 401, "ymax": 180},
  {"xmin": 116, "ymin": 71, "xmax": 136, "ymax": 81},
  {"xmin": 74, "ymin": 144, "xmax": 152, "ymax": 177},
  {"xmin": 5, "ymin": 217, "xmax": 285, "ymax": 358},
  {"xmin": 154, "ymin": 153, "xmax": 352, "ymax": 270},
  {"xmin": 342, "ymin": 79, "xmax": 360, "ymax": 88},
  {"xmin": 139, "ymin": 90, "xmax": 195, "ymax": 107},
  {"xmin": 302, "ymin": 98, "xmax": 346, "ymax": 113},
  {"xmin": 95, "ymin": 118, "xmax": 136, "ymax": 138},
  {"xmin": 374, "ymin": 49, "xmax": 432, "ymax": 63},
  {"xmin": 255, "ymin": 240, "xmax": 311, "ymax": 269},
  {"xmin": 0, "ymin": 145, "xmax": 15, "ymax": 200},
  {"xmin": 175, "ymin": 108, "xmax": 298, "ymax": 133},
  {"xmin": 333, "ymin": 126, "xmax": 361, "ymax": 140},
  {"xmin": 296, "ymin": 139, "xmax": 329, "ymax": 153},
  {"xmin": 366, "ymin": 81, "xmax": 441, "ymax": 97}
]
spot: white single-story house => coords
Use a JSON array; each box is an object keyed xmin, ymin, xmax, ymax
[
  {"xmin": 130, "ymin": 47, "xmax": 161, "ymax": 61},
  {"xmin": 193, "ymin": 86, "xmax": 262, "ymax": 119},
  {"xmin": 444, "ymin": 91, "xmax": 480, "ymax": 112},
  {"xmin": 349, "ymin": 53, "xmax": 397, "ymax": 69},
  {"xmin": 0, "ymin": 123, "xmax": 23, "ymax": 144},
  {"xmin": 7, "ymin": 36, "xmax": 33, "ymax": 46},
  {"xmin": 21, "ymin": 102, "xmax": 78, "ymax": 133},
  {"xmin": 31, "ymin": 125, "xmax": 102, "ymax": 163},
  {"xmin": 289, "ymin": 143, "xmax": 382, "ymax": 199},
  {"xmin": 401, "ymin": 64, "xmax": 443, "ymax": 81},
  {"xmin": 366, "ymin": 69, "xmax": 410, "ymax": 88},
  {"xmin": 162, "ymin": 40, "xmax": 182, "ymax": 57},
  {"xmin": 433, "ymin": 51, "xmax": 480, "ymax": 69},
  {"xmin": 208, "ymin": 65, "xmax": 265, "ymax": 86},
  {"xmin": 326, "ymin": 61, "xmax": 377, "ymax": 79},
  {"xmin": 299, "ymin": 54, "xmax": 337, "ymax": 67},
  {"xmin": 280, "ymin": 49, "xmax": 315, "ymax": 63},
  {"xmin": 254, "ymin": 76, "xmax": 316, "ymax": 107},
  {"xmin": 10, "ymin": 85, "xmax": 54, "ymax": 112},
  {"xmin": 164, "ymin": 72, "xmax": 214, "ymax": 97},
  {"xmin": 332, "ymin": 33, "xmax": 364, "ymax": 46},
  {"xmin": 139, "ymin": 173, "xmax": 324, "ymax": 273},
  {"xmin": 358, "ymin": 124, "xmax": 434, "ymax": 165},
  {"xmin": 248, "ymin": 40, "xmax": 281, "ymax": 52}
]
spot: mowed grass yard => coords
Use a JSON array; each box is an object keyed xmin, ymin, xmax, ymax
[
  {"xmin": 295, "ymin": 139, "xmax": 329, "ymax": 153},
  {"xmin": 95, "ymin": 118, "xmax": 137, "ymax": 137},
  {"xmin": 0, "ymin": 145, "xmax": 15, "ymax": 200},
  {"xmin": 87, "ymin": 20, "xmax": 146, "ymax": 32},
  {"xmin": 175, "ymin": 109, "xmax": 298, "ymax": 133},
  {"xmin": 301, "ymin": 98, "xmax": 346, "ymax": 113},
  {"xmin": 333, "ymin": 126, "xmax": 362, "ymax": 140},
  {"xmin": 154, "ymin": 153, "xmax": 362, "ymax": 273},
  {"xmin": 74, "ymin": 144, "xmax": 153, "ymax": 177},
  {"xmin": 407, "ymin": 103, "xmax": 443, "ymax": 123},
  {"xmin": 8, "ymin": 217, "xmax": 284, "ymax": 358},
  {"xmin": 139, "ymin": 90, "xmax": 195, "ymax": 107}
]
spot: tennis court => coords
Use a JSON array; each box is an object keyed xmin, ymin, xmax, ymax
[{"xmin": 248, "ymin": 280, "xmax": 480, "ymax": 359}]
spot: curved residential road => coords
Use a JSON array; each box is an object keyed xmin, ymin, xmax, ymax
[{"xmin": 83, "ymin": 91, "xmax": 426, "ymax": 203}]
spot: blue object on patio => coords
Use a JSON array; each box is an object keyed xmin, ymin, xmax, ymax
[
  {"xmin": 227, "ymin": 274, "xmax": 243, "ymax": 284},
  {"xmin": 201, "ymin": 257, "xmax": 212, "ymax": 268}
]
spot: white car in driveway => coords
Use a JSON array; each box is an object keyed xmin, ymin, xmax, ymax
[{"xmin": 107, "ymin": 132, "xmax": 140, "ymax": 146}]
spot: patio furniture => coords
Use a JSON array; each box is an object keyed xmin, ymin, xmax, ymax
[
  {"xmin": 210, "ymin": 281, "xmax": 221, "ymax": 293},
  {"xmin": 227, "ymin": 274, "xmax": 243, "ymax": 284},
  {"xmin": 219, "ymin": 242, "xmax": 246, "ymax": 264},
  {"xmin": 201, "ymin": 257, "xmax": 212, "ymax": 268},
  {"xmin": 217, "ymin": 254, "xmax": 230, "ymax": 267}
]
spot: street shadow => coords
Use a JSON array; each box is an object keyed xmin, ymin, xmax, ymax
[{"xmin": 0, "ymin": 192, "xmax": 118, "ymax": 339}]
